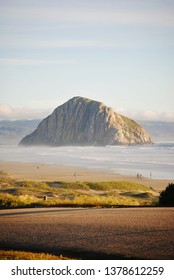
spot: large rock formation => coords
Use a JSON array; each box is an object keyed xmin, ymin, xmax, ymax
[{"xmin": 19, "ymin": 96, "xmax": 153, "ymax": 146}]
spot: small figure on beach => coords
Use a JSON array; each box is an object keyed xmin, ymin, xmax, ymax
[
  {"xmin": 74, "ymin": 172, "xmax": 76, "ymax": 179},
  {"xmin": 137, "ymin": 173, "xmax": 142, "ymax": 179}
]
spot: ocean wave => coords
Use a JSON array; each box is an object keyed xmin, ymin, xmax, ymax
[{"xmin": 0, "ymin": 144, "xmax": 174, "ymax": 180}]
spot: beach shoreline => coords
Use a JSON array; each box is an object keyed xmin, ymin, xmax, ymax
[{"xmin": 0, "ymin": 160, "xmax": 172, "ymax": 192}]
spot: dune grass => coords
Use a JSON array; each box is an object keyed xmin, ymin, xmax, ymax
[
  {"xmin": 0, "ymin": 172, "xmax": 158, "ymax": 208},
  {"xmin": 0, "ymin": 250, "xmax": 70, "ymax": 260}
]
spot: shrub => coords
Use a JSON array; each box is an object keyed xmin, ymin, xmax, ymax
[
  {"xmin": 0, "ymin": 193, "xmax": 41, "ymax": 208},
  {"xmin": 159, "ymin": 183, "xmax": 174, "ymax": 206}
]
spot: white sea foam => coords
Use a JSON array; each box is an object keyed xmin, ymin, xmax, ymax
[{"xmin": 0, "ymin": 143, "xmax": 174, "ymax": 180}]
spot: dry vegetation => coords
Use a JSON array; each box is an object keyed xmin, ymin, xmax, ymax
[
  {"xmin": 0, "ymin": 171, "xmax": 158, "ymax": 208},
  {"xmin": 0, "ymin": 250, "xmax": 70, "ymax": 260}
]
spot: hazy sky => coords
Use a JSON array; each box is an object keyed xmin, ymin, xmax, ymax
[{"xmin": 0, "ymin": 0, "xmax": 174, "ymax": 120}]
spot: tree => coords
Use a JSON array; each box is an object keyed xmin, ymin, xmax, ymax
[{"xmin": 159, "ymin": 183, "xmax": 174, "ymax": 206}]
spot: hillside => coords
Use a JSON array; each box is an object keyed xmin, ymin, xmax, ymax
[
  {"xmin": 19, "ymin": 97, "xmax": 152, "ymax": 146},
  {"xmin": 139, "ymin": 121, "xmax": 174, "ymax": 142},
  {"xmin": 0, "ymin": 120, "xmax": 40, "ymax": 145},
  {"xmin": 0, "ymin": 119, "xmax": 173, "ymax": 145}
]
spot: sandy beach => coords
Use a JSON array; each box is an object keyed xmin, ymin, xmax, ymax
[{"xmin": 0, "ymin": 161, "xmax": 172, "ymax": 192}]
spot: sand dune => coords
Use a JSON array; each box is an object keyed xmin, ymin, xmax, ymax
[{"xmin": 0, "ymin": 161, "xmax": 172, "ymax": 192}]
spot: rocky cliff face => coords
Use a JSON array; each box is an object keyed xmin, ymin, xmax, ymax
[{"xmin": 19, "ymin": 96, "xmax": 153, "ymax": 146}]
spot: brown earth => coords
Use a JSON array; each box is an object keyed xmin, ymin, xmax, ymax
[{"xmin": 0, "ymin": 207, "xmax": 173, "ymax": 259}]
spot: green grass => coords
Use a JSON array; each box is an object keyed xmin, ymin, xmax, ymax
[
  {"xmin": 86, "ymin": 181, "xmax": 149, "ymax": 191},
  {"xmin": 0, "ymin": 173, "xmax": 158, "ymax": 208}
]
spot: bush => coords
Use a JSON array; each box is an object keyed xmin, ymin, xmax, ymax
[
  {"xmin": 0, "ymin": 193, "xmax": 41, "ymax": 208},
  {"xmin": 159, "ymin": 183, "xmax": 174, "ymax": 206}
]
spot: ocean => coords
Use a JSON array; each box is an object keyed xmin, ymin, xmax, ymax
[{"xmin": 0, "ymin": 143, "xmax": 174, "ymax": 180}]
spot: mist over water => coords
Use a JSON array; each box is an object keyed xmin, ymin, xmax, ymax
[{"xmin": 0, "ymin": 143, "xmax": 174, "ymax": 180}]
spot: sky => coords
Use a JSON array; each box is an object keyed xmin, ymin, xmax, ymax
[{"xmin": 0, "ymin": 0, "xmax": 174, "ymax": 121}]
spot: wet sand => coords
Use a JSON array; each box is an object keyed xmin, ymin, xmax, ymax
[{"xmin": 0, "ymin": 161, "xmax": 172, "ymax": 192}]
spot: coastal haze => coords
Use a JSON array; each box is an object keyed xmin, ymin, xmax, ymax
[
  {"xmin": 0, "ymin": 100, "xmax": 173, "ymax": 181},
  {"xmin": 0, "ymin": 0, "xmax": 174, "ymax": 261},
  {"xmin": 0, "ymin": 143, "xmax": 174, "ymax": 181}
]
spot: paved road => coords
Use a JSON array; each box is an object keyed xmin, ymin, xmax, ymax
[{"xmin": 0, "ymin": 207, "xmax": 174, "ymax": 259}]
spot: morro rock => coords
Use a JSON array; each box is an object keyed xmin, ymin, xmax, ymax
[{"xmin": 19, "ymin": 96, "xmax": 153, "ymax": 146}]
